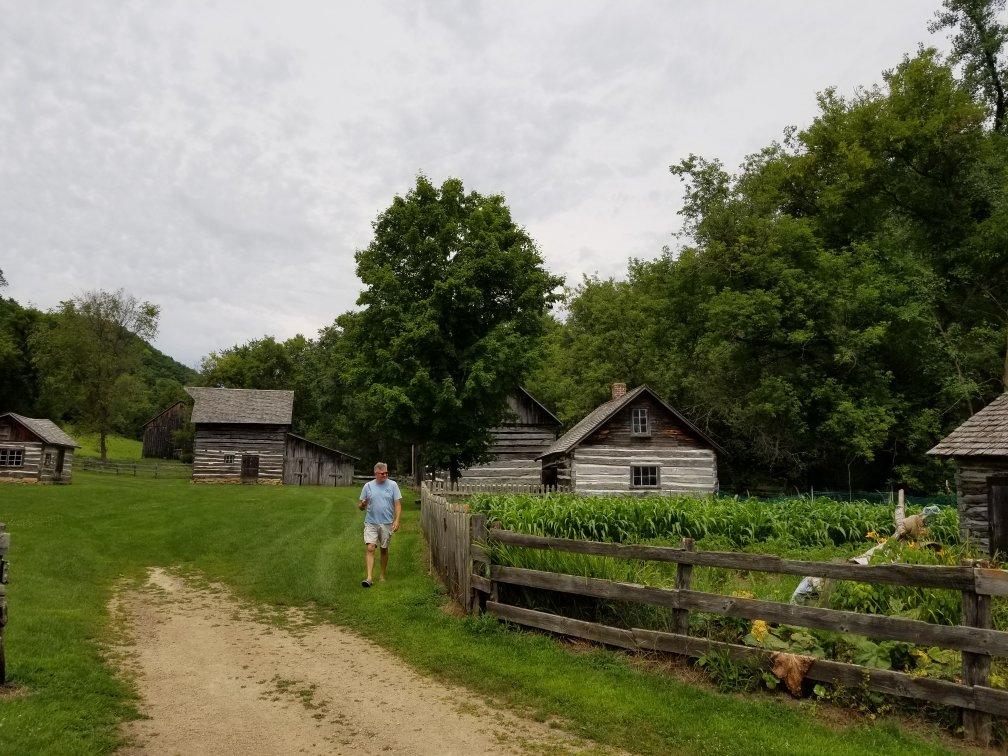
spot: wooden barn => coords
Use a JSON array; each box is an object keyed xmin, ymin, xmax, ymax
[
  {"xmin": 283, "ymin": 434, "xmax": 358, "ymax": 486},
  {"xmin": 0, "ymin": 413, "xmax": 79, "ymax": 484},
  {"xmin": 141, "ymin": 400, "xmax": 189, "ymax": 459},
  {"xmin": 187, "ymin": 387, "xmax": 293, "ymax": 484},
  {"xmin": 462, "ymin": 388, "xmax": 562, "ymax": 485},
  {"xmin": 538, "ymin": 383, "xmax": 720, "ymax": 495},
  {"xmin": 929, "ymin": 392, "xmax": 1008, "ymax": 555}
]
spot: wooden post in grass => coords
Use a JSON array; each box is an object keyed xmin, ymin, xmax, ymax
[
  {"xmin": 962, "ymin": 564, "xmax": 992, "ymax": 745},
  {"xmin": 673, "ymin": 538, "xmax": 694, "ymax": 635},
  {"xmin": 0, "ymin": 523, "xmax": 9, "ymax": 685},
  {"xmin": 470, "ymin": 513, "xmax": 489, "ymax": 614}
]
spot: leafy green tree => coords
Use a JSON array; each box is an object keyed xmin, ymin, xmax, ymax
[
  {"xmin": 31, "ymin": 290, "xmax": 159, "ymax": 459},
  {"xmin": 200, "ymin": 334, "xmax": 316, "ymax": 433},
  {"xmin": 344, "ymin": 175, "xmax": 562, "ymax": 481},
  {"xmin": 931, "ymin": 0, "xmax": 1008, "ymax": 131}
]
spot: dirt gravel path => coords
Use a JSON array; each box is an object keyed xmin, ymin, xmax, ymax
[{"xmin": 110, "ymin": 568, "xmax": 603, "ymax": 755}]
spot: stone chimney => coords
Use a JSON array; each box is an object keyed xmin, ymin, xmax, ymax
[{"xmin": 611, "ymin": 382, "xmax": 628, "ymax": 400}]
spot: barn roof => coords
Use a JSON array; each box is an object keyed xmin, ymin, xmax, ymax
[
  {"xmin": 185, "ymin": 387, "xmax": 294, "ymax": 425},
  {"xmin": 537, "ymin": 385, "xmax": 721, "ymax": 458},
  {"xmin": 286, "ymin": 433, "xmax": 360, "ymax": 460},
  {"xmin": 929, "ymin": 392, "xmax": 1008, "ymax": 458},
  {"xmin": 515, "ymin": 387, "xmax": 561, "ymax": 426},
  {"xmin": 1, "ymin": 413, "xmax": 79, "ymax": 447},
  {"xmin": 141, "ymin": 400, "xmax": 186, "ymax": 428}
]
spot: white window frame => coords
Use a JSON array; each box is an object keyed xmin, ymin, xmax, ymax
[
  {"xmin": 224, "ymin": 454, "xmax": 235, "ymax": 465},
  {"xmin": 631, "ymin": 407, "xmax": 650, "ymax": 436},
  {"xmin": 631, "ymin": 465, "xmax": 660, "ymax": 488}
]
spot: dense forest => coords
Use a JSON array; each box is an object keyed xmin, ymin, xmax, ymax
[{"xmin": 4, "ymin": 1, "xmax": 1007, "ymax": 491}]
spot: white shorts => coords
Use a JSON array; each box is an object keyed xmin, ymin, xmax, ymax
[{"xmin": 364, "ymin": 523, "xmax": 393, "ymax": 548}]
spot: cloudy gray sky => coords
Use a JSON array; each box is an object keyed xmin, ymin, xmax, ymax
[{"xmin": 2, "ymin": 1, "xmax": 954, "ymax": 366}]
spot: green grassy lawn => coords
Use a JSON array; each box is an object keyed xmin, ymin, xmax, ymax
[
  {"xmin": 0, "ymin": 475, "xmax": 962, "ymax": 755},
  {"xmin": 64, "ymin": 430, "xmax": 142, "ymax": 460}
]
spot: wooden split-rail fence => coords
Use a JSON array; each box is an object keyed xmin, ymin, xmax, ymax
[
  {"xmin": 418, "ymin": 482, "xmax": 1008, "ymax": 744},
  {"xmin": 0, "ymin": 523, "xmax": 8, "ymax": 685}
]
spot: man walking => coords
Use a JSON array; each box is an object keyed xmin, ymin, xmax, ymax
[{"xmin": 358, "ymin": 462, "xmax": 402, "ymax": 588}]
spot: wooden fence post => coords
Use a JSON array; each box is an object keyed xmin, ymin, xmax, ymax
[
  {"xmin": 673, "ymin": 538, "xmax": 694, "ymax": 635},
  {"xmin": 470, "ymin": 513, "xmax": 488, "ymax": 614},
  {"xmin": 0, "ymin": 523, "xmax": 9, "ymax": 685},
  {"xmin": 962, "ymin": 569, "xmax": 993, "ymax": 745}
]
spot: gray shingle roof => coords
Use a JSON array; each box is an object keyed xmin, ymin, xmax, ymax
[
  {"xmin": 538, "ymin": 385, "xmax": 721, "ymax": 458},
  {"xmin": 929, "ymin": 392, "xmax": 1008, "ymax": 457},
  {"xmin": 2, "ymin": 413, "xmax": 79, "ymax": 447},
  {"xmin": 286, "ymin": 433, "xmax": 360, "ymax": 460},
  {"xmin": 186, "ymin": 387, "xmax": 294, "ymax": 425}
]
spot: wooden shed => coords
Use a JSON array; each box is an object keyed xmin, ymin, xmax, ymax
[
  {"xmin": 141, "ymin": 400, "xmax": 189, "ymax": 459},
  {"xmin": 187, "ymin": 387, "xmax": 293, "ymax": 484},
  {"xmin": 538, "ymin": 384, "xmax": 720, "ymax": 496},
  {"xmin": 283, "ymin": 434, "xmax": 358, "ymax": 486},
  {"xmin": 928, "ymin": 392, "xmax": 1008, "ymax": 554},
  {"xmin": 0, "ymin": 413, "xmax": 79, "ymax": 484},
  {"xmin": 463, "ymin": 388, "xmax": 562, "ymax": 485}
]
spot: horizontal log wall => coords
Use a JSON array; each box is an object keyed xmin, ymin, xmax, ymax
[
  {"xmin": 192, "ymin": 424, "xmax": 287, "ymax": 483},
  {"xmin": 955, "ymin": 460, "xmax": 1008, "ymax": 552},
  {"xmin": 464, "ymin": 424, "xmax": 557, "ymax": 485},
  {"xmin": 0, "ymin": 441, "xmax": 42, "ymax": 481},
  {"xmin": 572, "ymin": 446, "xmax": 717, "ymax": 495}
]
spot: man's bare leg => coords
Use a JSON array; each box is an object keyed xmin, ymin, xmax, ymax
[
  {"xmin": 365, "ymin": 543, "xmax": 376, "ymax": 584},
  {"xmin": 380, "ymin": 546, "xmax": 389, "ymax": 581}
]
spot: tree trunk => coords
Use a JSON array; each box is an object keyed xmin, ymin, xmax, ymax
[
  {"xmin": 449, "ymin": 455, "xmax": 460, "ymax": 485},
  {"xmin": 100, "ymin": 430, "xmax": 108, "ymax": 461}
]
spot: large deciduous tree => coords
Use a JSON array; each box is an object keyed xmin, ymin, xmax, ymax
[
  {"xmin": 31, "ymin": 289, "xmax": 159, "ymax": 459},
  {"xmin": 344, "ymin": 175, "xmax": 562, "ymax": 481},
  {"xmin": 931, "ymin": 0, "xmax": 1008, "ymax": 132}
]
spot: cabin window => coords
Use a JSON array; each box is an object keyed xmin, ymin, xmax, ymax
[
  {"xmin": 224, "ymin": 454, "xmax": 235, "ymax": 464},
  {"xmin": 631, "ymin": 407, "xmax": 650, "ymax": 436},
  {"xmin": 44, "ymin": 452, "xmax": 53, "ymax": 466},
  {"xmin": 631, "ymin": 465, "xmax": 659, "ymax": 488},
  {"xmin": 0, "ymin": 448, "xmax": 25, "ymax": 467}
]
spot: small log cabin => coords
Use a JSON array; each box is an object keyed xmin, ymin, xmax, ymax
[
  {"xmin": 141, "ymin": 400, "xmax": 189, "ymax": 459},
  {"xmin": 187, "ymin": 387, "xmax": 293, "ymax": 484},
  {"xmin": 929, "ymin": 392, "xmax": 1008, "ymax": 555},
  {"xmin": 538, "ymin": 384, "xmax": 720, "ymax": 495},
  {"xmin": 0, "ymin": 413, "xmax": 79, "ymax": 484},
  {"xmin": 284, "ymin": 434, "xmax": 358, "ymax": 486},
  {"xmin": 463, "ymin": 388, "xmax": 562, "ymax": 485}
]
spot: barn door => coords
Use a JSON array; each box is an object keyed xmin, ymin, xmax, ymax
[
  {"xmin": 988, "ymin": 480, "xmax": 1008, "ymax": 556},
  {"xmin": 241, "ymin": 454, "xmax": 259, "ymax": 483},
  {"xmin": 54, "ymin": 449, "xmax": 65, "ymax": 480}
]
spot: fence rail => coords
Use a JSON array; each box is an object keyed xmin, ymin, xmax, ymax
[
  {"xmin": 472, "ymin": 525, "xmax": 1008, "ymax": 744},
  {"xmin": 79, "ymin": 458, "xmax": 192, "ymax": 478}
]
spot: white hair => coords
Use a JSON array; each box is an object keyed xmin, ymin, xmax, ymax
[{"xmin": 373, "ymin": 462, "xmax": 388, "ymax": 473}]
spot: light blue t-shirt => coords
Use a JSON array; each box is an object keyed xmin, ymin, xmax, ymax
[{"xmin": 360, "ymin": 479, "xmax": 402, "ymax": 525}]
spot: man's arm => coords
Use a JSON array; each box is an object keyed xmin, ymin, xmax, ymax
[
  {"xmin": 392, "ymin": 499, "xmax": 402, "ymax": 531},
  {"xmin": 358, "ymin": 482, "xmax": 370, "ymax": 511}
]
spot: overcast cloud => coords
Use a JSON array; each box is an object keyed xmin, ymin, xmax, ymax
[{"xmin": 1, "ymin": 1, "xmax": 954, "ymax": 366}]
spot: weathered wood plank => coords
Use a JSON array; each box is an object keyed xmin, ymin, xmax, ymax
[
  {"xmin": 489, "ymin": 529, "xmax": 982, "ymax": 591},
  {"xmin": 490, "ymin": 565, "xmax": 1008, "ymax": 655},
  {"xmin": 485, "ymin": 602, "xmax": 1008, "ymax": 717}
]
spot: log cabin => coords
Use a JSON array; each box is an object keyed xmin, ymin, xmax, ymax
[
  {"xmin": 187, "ymin": 387, "xmax": 293, "ymax": 484},
  {"xmin": 928, "ymin": 392, "xmax": 1008, "ymax": 555},
  {"xmin": 538, "ymin": 383, "xmax": 720, "ymax": 495},
  {"xmin": 462, "ymin": 388, "xmax": 561, "ymax": 485},
  {"xmin": 0, "ymin": 413, "xmax": 78, "ymax": 484}
]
